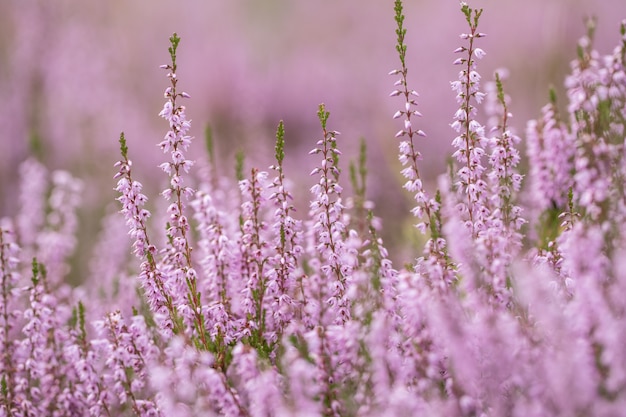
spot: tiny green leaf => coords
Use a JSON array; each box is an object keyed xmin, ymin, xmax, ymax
[
  {"xmin": 119, "ymin": 132, "xmax": 128, "ymax": 160},
  {"xmin": 317, "ymin": 104, "xmax": 329, "ymax": 130},
  {"xmin": 275, "ymin": 120, "xmax": 285, "ymax": 166},
  {"xmin": 235, "ymin": 150, "xmax": 245, "ymax": 182}
]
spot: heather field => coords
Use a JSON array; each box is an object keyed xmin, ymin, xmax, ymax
[{"xmin": 2, "ymin": 1, "xmax": 626, "ymax": 416}]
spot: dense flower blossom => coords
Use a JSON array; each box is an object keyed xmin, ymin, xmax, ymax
[
  {"xmin": 16, "ymin": 159, "xmax": 47, "ymax": 252},
  {"xmin": 526, "ymin": 94, "xmax": 576, "ymax": 214},
  {"xmin": 94, "ymin": 311, "xmax": 160, "ymax": 416},
  {"xmin": 33, "ymin": 170, "xmax": 83, "ymax": 288},
  {"xmin": 87, "ymin": 209, "xmax": 138, "ymax": 316},
  {"xmin": 238, "ymin": 169, "xmax": 273, "ymax": 344},
  {"xmin": 0, "ymin": 220, "xmax": 21, "ymax": 414},
  {"xmin": 3, "ymin": 4, "xmax": 626, "ymax": 417},
  {"xmin": 566, "ymin": 20, "xmax": 626, "ymax": 224}
]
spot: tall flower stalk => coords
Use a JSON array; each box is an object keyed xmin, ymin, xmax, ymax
[
  {"xmin": 157, "ymin": 34, "xmax": 210, "ymax": 349},
  {"xmin": 0, "ymin": 222, "xmax": 20, "ymax": 413},
  {"xmin": 391, "ymin": 0, "xmax": 454, "ymax": 288},
  {"xmin": 308, "ymin": 104, "xmax": 350, "ymax": 326},
  {"xmin": 115, "ymin": 133, "xmax": 180, "ymax": 336},
  {"xmin": 266, "ymin": 121, "xmax": 302, "ymax": 344},
  {"xmin": 450, "ymin": 3, "xmax": 489, "ymax": 238}
]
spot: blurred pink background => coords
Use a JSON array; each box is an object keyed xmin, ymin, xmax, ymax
[{"xmin": 1, "ymin": 0, "xmax": 625, "ymax": 253}]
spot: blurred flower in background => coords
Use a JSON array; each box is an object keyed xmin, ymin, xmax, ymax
[{"xmin": 1, "ymin": 0, "xmax": 625, "ymax": 268}]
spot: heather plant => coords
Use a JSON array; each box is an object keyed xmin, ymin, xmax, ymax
[{"xmin": 2, "ymin": 2, "xmax": 626, "ymax": 416}]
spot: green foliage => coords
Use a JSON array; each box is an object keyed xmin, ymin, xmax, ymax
[
  {"xmin": 78, "ymin": 301, "xmax": 87, "ymax": 342},
  {"xmin": 0, "ymin": 375, "xmax": 7, "ymax": 405},
  {"xmin": 317, "ymin": 103, "xmax": 329, "ymax": 130},
  {"xmin": 350, "ymin": 138, "xmax": 368, "ymax": 234},
  {"xmin": 495, "ymin": 72, "xmax": 505, "ymax": 107},
  {"xmin": 235, "ymin": 150, "xmax": 246, "ymax": 182},
  {"xmin": 119, "ymin": 132, "xmax": 128, "ymax": 160},
  {"xmin": 430, "ymin": 190, "xmax": 443, "ymax": 240},
  {"xmin": 537, "ymin": 205, "xmax": 562, "ymax": 249},
  {"xmin": 31, "ymin": 257, "xmax": 40, "ymax": 287},
  {"xmin": 349, "ymin": 141, "xmax": 367, "ymax": 199},
  {"xmin": 168, "ymin": 33, "xmax": 181, "ymax": 72},
  {"xmin": 275, "ymin": 120, "xmax": 285, "ymax": 166},
  {"xmin": 204, "ymin": 125, "xmax": 215, "ymax": 167},
  {"xmin": 28, "ymin": 131, "xmax": 45, "ymax": 161},
  {"xmin": 288, "ymin": 334, "xmax": 314, "ymax": 364},
  {"xmin": 69, "ymin": 304, "xmax": 78, "ymax": 330},
  {"xmin": 461, "ymin": 2, "xmax": 482, "ymax": 28},
  {"xmin": 549, "ymin": 85, "xmax": 558, "ymax": 106},
  {"xmin": 393, "ymin": 0, "xmax": 407, "ymax": 68}
]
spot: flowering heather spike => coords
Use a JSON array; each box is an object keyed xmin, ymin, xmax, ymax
[
  {"xmin": 480, "ymin": 72, "xmax": 526, "ymax": 303},
  {"xmin": 565, "ymin": 21, "xmax": 626, "ymax": 224},
  {"xmin": 450, "ymin": 2, "xmax": 489, "ymax": 238},
  {"xmin": 486, "ymin": 73, "xmax": 525, "ymax": 231},
  {"xmin": 13, "ymin": 257, "xmax": 88, "ymax": 414},
  {"xmin": 361, "ymin": 211, "xmax": 399, "ymax": 314},
  {"xmin": 157, "ymin": 34, "xmax": 212, "ymax": 349},
  {"xmin": 309, "ymin": 104, "xmax": 351, "ymax": 325},
  {"xmin": 267, "ymin": 121, "xmax": 302, "ymax": 342},
  {"xmin": 391, "ymin": 0, "xmax": 438, "ymax": 235},
  {"xmin": 526, "ymin": 90, "xmax": 575, "ymax": 216},
  {"xmin": 239, "ymin": 168, "xmax": 273, "ymax": 350},
  {"xmin": 115, "ymin": 132, "xmax": 181, "ymax": 335},
  {"xmin": 0, "ymin": 221, "xmax": 21, "ymax": 412},
  {"xmin": 190, "ymin": 190, "xmax": 242, "ymax": 367},
  {"xmin": 66, "ymin": 305, "xmax": 114, "ymax": 416},
  {"xmin": 392, "ymin": 0, "xmax": 454, "ymax": 287}
]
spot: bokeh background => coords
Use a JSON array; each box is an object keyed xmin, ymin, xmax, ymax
[{"xmin": 1, "ymin": 0, "xmax": 626, "ymax": 268}]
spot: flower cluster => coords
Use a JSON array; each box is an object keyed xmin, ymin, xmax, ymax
[{"xmin": 2, "ymin": 3, "xmax": 626, "ymax": 417}]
